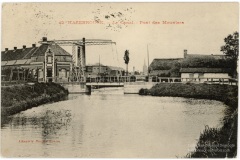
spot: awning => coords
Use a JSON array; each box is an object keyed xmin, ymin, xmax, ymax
[
  {"xmin": 1, "ymin": 66, "xmax": 12, "ymax": 70},
  {"xmin": 57, "ymin": 62, "xmax": 71, "ymax": 65},
  {"xmin": 57, "ymin": 66, "xmax": 70, "ymax": 71},
  {"xmin": 5, "ymin": 60, "xmax": 17, "ymax": 66},
  {"xmin": 21, "ymin": 65, "xmax": 43, "ymax": 70},
  {"xmin": 25, "ymin": 59, "xmax": 32, "ymax": 64},
  {"xmin": 30, "ymin": 62, "xmax": 43, "ymax": 65},
  {"xmin": 1, "ymin": 61, "xmax": 8, "ymax": 66},
  {"xmin": 15, "ymin": 59, "xmax": 29, "ymax": 65}
]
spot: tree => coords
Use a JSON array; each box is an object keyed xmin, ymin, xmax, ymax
[
  {"xmin": 221, "ymin": 31, "xmax": 239, "ymax": 77},
  {"xmin": 123, "ymin": 50, "xmax": 130, "ymax": 76}
]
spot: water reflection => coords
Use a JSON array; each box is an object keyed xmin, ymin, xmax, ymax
[
  {"xmin": 41, "ymin": 110, "xmax": 72, "ymax": 137},
  {"xmin": 6, "ymin": 109, "xmax": 72, "ymax": 137}
]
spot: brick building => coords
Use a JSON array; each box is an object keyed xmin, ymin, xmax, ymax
[{"xmin": 1, "ymin": 37, "xmax": 72, "ymax": 83}]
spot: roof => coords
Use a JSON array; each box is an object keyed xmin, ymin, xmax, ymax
[
  {"xmin": 107, "ymin": 66, "xmax": 124, "ymax": 71},
  {"xmin": 180, "ymin": 68, "xmax": 232, "ymax": 73},
  {"xmin": 51, "ymin": 44, "xmax": 72, "ymax": 56},
  {"xmin": 31, "ymin": 44, "xmax": 71, "ymax": 56},
  {"xmin": 1, "ymin": 61, "xmax": 8, "ymax": 66},
  {"xmin": 149, "ymin": 70, "xmax": 169, "ymax": 76},
  {"xmin": 1, "ymin": 47, "xmax": 39, "ymax": 61},
  {"xmin": 14, "ymin": 59, "xmax": 32, "ymax": 65},
  {"xmin": 86, "ymin": 63, "xmax": 106, "ymax": 67},
  {"xmin": 185, "ymin": 54, "xmax": 227, "ymax": 59},
  {"xmin": 1, "ymin": 44, "xmax": 71, "ymax": 61},
  {"xmin": 149, "ymin": 58, "xmax": 182, "ymax": 70}
]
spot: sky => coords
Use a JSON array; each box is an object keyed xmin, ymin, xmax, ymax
[{"xmin": 1, "ymin": 2, "xmax": 239, "ymax": 71}]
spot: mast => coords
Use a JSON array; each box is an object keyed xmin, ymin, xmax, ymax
[
  {"xmin": 99, "ymin": 54, "xmax": 101, "ymax": 75},
  {"xmin": 147, "ymin": 44, "xmax": 150, "ymax": 81}
]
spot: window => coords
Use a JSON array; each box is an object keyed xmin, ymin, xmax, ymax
[
  {"xmin": 189, "ymin": 73, "xmax": 194, "ymax": 78},
  {"xmin": 59, "ymin": 69, "xmax": 66, "ymax": 78},
  {"xmin": 47, "ymin": 56, "xmax": 52, "ymax": 63},
  {"xmin": 87, "ymin": 67, "xmax": 92, "ymax": 72},
  {"xmin": 198, "ymin": 73, "xmax": 204, "ymax": 78}
]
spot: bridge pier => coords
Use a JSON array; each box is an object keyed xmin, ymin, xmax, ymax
[{"xmin": 86, "ymin": 85, "xmax": 91, "ymax": 94}]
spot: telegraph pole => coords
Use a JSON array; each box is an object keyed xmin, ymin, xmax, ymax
[
  {"xmin": 99, "ymin": 54, "xmax": 101, "ymax": 74},
  {"xmin": 147, "ymin": 44, "xmax": 150, "ymax": 82}
]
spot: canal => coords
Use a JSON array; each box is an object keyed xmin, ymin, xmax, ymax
[{"xmin": 1, "ymin": 87, "xmax": 226, "ymax": 158}]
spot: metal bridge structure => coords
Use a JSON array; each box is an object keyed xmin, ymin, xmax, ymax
[{"xmin": 39, "ymin": 38, "xmax": 116, "ymax": 82}]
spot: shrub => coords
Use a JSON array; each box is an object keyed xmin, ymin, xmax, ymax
[{"xmin": 1, "ymin": 82, "xmax": 68, "ymax": 116}]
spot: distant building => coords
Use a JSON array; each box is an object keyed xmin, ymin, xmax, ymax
[
  {"xmin": 85, "ymin": 63, "xmax": 108, "ymax": 77},
  {"xmin": 85, "ymin": 63, "xmax": 124, "ymax": 77},
  {"xmin": 108, "ymin": 66, "xmax": 124, "ymax": 76},
  {"xmin": 181, "ymin": 50, "xmax": 233, "ymax": 82},
  {"xmin": 148, "ymin": 49, "xmax": 233, "ymax": 83},
  {"xmin": 143, "ymin": 59, "xmax": 148, "ymax": 75},
  {"xmin": 149, "ymin": 58, "xmax": 182, "ymax": 77},
  {"xmin": 180, "ymin": 68, "xmax": 232, "ymax": 83}
]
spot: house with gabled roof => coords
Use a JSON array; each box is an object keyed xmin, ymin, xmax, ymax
[
  {"xmin": 180, "ymin": 50, "xmax": 234, "ymax": 83},
  {"xmin": 148, "ymin": 49, "xmax": 234, "ymax": 83}
]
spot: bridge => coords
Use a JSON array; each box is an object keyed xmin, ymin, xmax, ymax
[
  {"xmin": 39, "ymin": 37, "xmax": 116, "ymax": 82},
  {"xmin": 56, "ymin": 76, "xmax": 238, "ymax": 94}
]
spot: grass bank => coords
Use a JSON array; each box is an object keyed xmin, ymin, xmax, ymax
[
  {"xmin": 139, "ymin": 83, "xmax": 238, "ymax": 158},
  {"xmin": 1, "ymin": 82, "xmax": 69, "ymax": 117}
]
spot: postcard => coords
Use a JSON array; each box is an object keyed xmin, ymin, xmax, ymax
[{"xmin": 1, "ymin": 2, "xmax": 239, "ymax": 158}]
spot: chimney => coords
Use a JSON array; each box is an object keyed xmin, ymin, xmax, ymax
[
  {"xmin": 14, "ymin": 47, "xmax": 17, "ymax": 50},
  {"xmin": 23, "ymin": 45, "xmax": 26, "ymax": 49},
  {"xmin": 42, "ymin": 37, "xmax": 47, "ymax": 42},
  {"xmin": 5, "ymin": 48, "xmax": 8, "ymax": 51},
  {"xmin": 32, "ymin": 44, "xmax": 36, "ymax": 47},
  {"xmin": 184, "ymin": 49, "xmax": 187, "ymax": 58}
]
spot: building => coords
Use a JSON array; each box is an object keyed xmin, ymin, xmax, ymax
[
  {"xmin": 180, "ymin": 68, "xmax": 232, "ymax": 83},
  {"xmin": 143, "ymin": 59, "xmax": 148, "ymax": 75},
  {"xmin": 149, "ymin": 58, "xmax": 182, "ymax": 77},
  {"xmin": 1, "ymin": 37, "xmax": 72, "ymax": 83},
  {"xmin": 85, "ymin": 63, "xmax": 124, "ymax": 77},
  {"xmin": 85, "ymin": 63, "xmax": 108, "ymax": 77},
  {"xmin": 107, "ymin": 66, "xmax": 124, "ymax": 76},
  {"xmin": 180, "ymin": 50, "xmax": 233, "ymax": 83},
  {"xmin": 148, "ymin": 49, "xmax": 234, "ymax": 83}
]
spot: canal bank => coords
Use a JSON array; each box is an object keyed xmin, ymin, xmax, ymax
[
  {"xmin": 139, "ymin": 83, "xmax": 238, "ymax": 158},
  {"xmin": 1, "ymin": 82, "xmax": 69, "ymax": 117}
]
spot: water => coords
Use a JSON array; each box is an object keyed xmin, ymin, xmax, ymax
[{"xmin": 1, "ymin": 88, "xmax": 226, "ymax": 158}]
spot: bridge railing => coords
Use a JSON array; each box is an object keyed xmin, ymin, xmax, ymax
[
  {"xmin": 82, "ymin": 76, "xmax": 238, "ymax": 86},
  {"xmin": 86, "ymin": 76, "xmax": 136, "ymax": 83},
  {"xmin": 181, "ymin": 77, "xmax": 238, "ymax": 85}
]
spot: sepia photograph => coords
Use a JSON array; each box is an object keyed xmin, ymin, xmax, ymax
[{"xmin": 1, "ymin": 2, "xmax": 239, "ymax": 158}]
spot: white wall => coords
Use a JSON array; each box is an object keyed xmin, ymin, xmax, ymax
[
  {"xmin": 181, "ymin": 73, "xmax": 231, "ymax": 83},
  {"xmin": 181, "ymin": 73, "xmax": 230, "ymax": 78},
  {"xmin": 203, "ymin": 73, "xmax": 230, "ymax": 78},
  {"xmin": 181, "ymin": 73, "xmax": 189, "ymax": 78},
  {"xmin": 38, "ymin": 69, "xmax": 43, "ymax": 78}
]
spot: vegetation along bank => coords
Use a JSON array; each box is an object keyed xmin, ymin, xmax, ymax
[
  {"xmin": 1, "ymin": 82, "xmax": 69, "ymax": 117},
  {"xmin": 139, "ymin": 83, "xmax": 238, "ymax": 158}
]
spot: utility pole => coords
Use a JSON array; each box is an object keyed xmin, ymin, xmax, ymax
[
  {"xmin": 147, "ymin": 44, "xmax": 150, "ymax": 82},
  {"xmin": 99, "ymin": 55, "xmax": 101, "ymax": 75}
]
